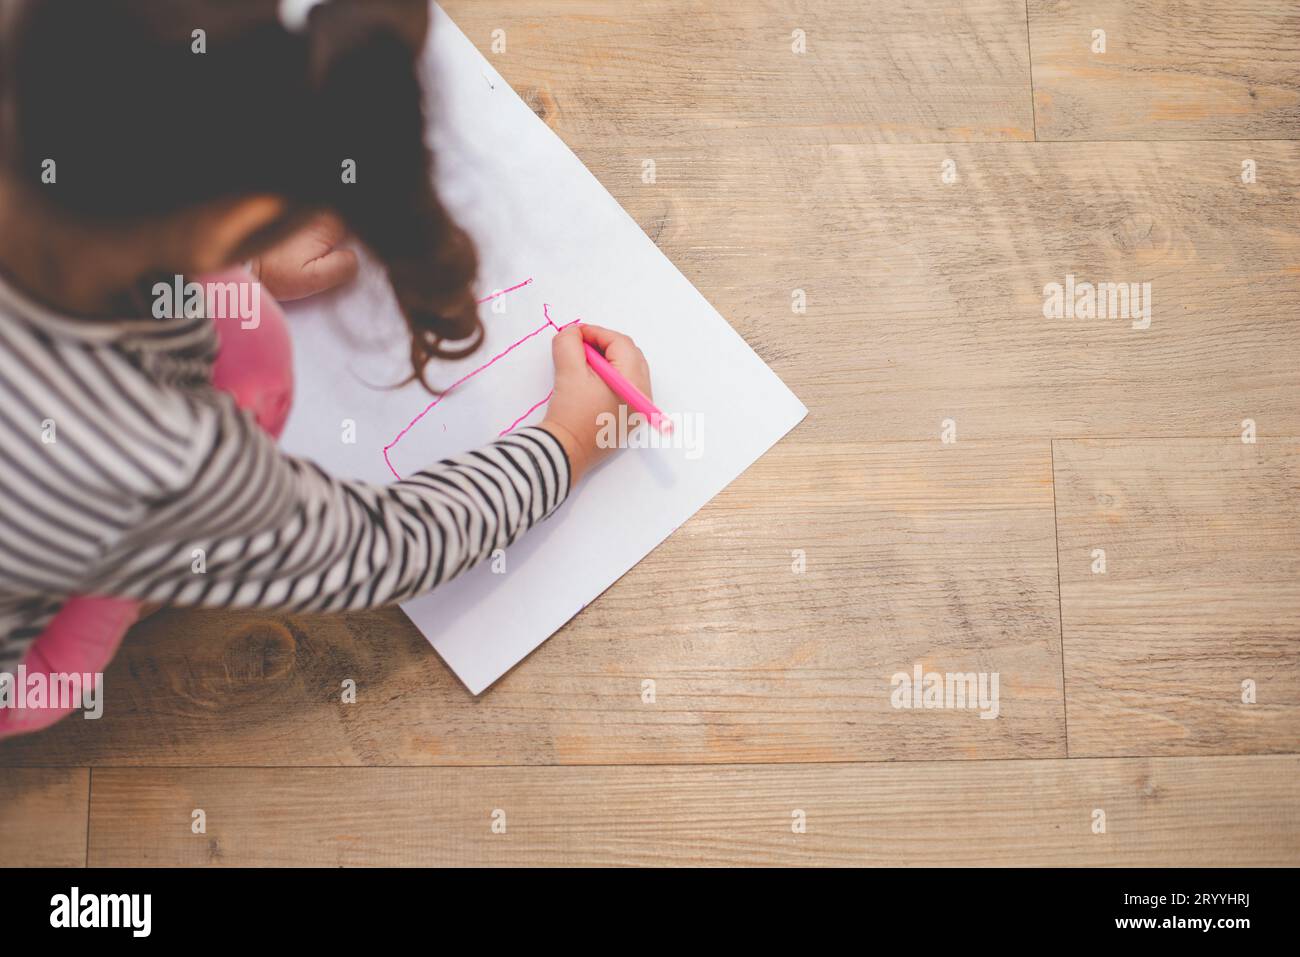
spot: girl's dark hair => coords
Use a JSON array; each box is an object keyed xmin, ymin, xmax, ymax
[{"xmin": 2, "ymin": 0, "xmax": 481, "ymax": 386}]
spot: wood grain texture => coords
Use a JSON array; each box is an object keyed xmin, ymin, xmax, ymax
[
  {"xmin": 440, "ymin": 0, "xmax": 1036, "ymax": 147},
  {"xmin": 1028, "ymin": 0, "xmax": 1300, "ymax": 140},
  {"xmin": 591, "ymin": 140, "xmax": 1300, "ymax": 443},
  {"xmin": 0, "ymin": 442, "xmax": 1065, "ymax": 766},
  {"xmin": 87, "ymin": 756, "xmax": 1300, "ymax": 866},
  {"xmin": 0, "ymin": 769, "xmax": 88, "ymax": 867},
  {"xmin": 1054, "ymin": 439, "xmax": 1300, "ymax": 756}
]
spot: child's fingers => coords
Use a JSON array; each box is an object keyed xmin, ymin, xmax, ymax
[
  {"xmin": 580, "ymin": 323, "xmax": 648, "ymax": 371},
  {"xmin": 313, "ymin": 212, "xmax": 350, "ymax": 245},
  {"xmin": 550, "ymin": 323, "xmax": 588, "ymax": 376},
  {"xmin": 299, "ymin": 248, "xmax": 359, "ymax": 296},
  {"xmin": 579, "ymin": 323, "xmax": 633, "ymax": 354},
  {"xmin": 555, "ymin": 323, "xmax": 651, "ymax": 393}
]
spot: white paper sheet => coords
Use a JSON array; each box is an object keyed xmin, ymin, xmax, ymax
[{"xmin": 278, "ymin": 4, "xmax": 807, "ymax": 694}]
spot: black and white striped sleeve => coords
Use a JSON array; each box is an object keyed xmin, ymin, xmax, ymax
[{"xmin": 81, "ymin": 392, "xmax": 571, "ymax": 612}]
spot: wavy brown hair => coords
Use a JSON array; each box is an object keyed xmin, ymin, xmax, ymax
[{"xmin": 3, "ymin": 0, "xmax": 481, "ymax": 388}]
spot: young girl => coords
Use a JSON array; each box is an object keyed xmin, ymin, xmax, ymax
[{"xmin": 0, "ymin": 0, "xmax": 651, "ymax": 733}]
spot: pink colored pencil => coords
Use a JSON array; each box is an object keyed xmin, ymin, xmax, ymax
[{"xmin": 583, "ymin": 342, "xmax": 673, "ymax": 434}]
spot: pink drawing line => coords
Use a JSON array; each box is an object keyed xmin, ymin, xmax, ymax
[
  {"xmin": 477, "ymin": 278, "xmax": 534, "ymax": 304},
  {"xmin": 382, "ymin": 281, "xmax": 580, "ymax": 480},
  {"xmin": 499, "ymin": 389, "xmax": 554, "ymax": 436},
  {"xmin": 543, "ymin": 301, "xmax": 583, "ymax": 334}
]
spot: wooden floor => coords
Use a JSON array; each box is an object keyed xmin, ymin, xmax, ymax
[{"xmin": 3, "ymin": 0, "xmax": 1298, "ymax": 867}]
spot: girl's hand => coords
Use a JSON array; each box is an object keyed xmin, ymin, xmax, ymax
[
  {"xmin": 541, "ymin": 323, "xmax": 652, "ymax": 484},
  {"xmin": 250, "ymin": 213, "xmax": 359, "ymax": 301}
]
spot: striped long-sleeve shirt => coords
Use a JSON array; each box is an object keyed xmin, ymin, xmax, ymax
[{"xmin": 0, "ymin": 273, "xmax": 570, "ymax": 670}]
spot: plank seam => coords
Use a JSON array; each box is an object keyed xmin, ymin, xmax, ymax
[
  {"xmin": 38, "ymin": 752, "xmax": 1300, "ymax": 773},
  {"xmin": 84, "ymin": 767, "xmax": 92, "ymax": 868},
  {"xmin": 1023, "ymin": 0, "xmax": 1037, "ymax": 141},
  {"xmin": 1049, "ymin": 439, "xmax": 1070, "ymax": 758}
]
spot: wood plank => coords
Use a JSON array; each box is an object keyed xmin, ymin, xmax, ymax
[
  {"xmin": 594, "ymin": 140, "xmax": 1300, "ymax": 442},
  {"xmin": 0, "ymin": 442, "xmax": 1065, "ymax": 766},
  {"xmin": 0, "ymin": 769, "xmax": 88, "ymax": 867},
  {"xmin": 1054, "ymin": 438, "xmax": 1300, "ymax": 756},
  {"xmin": 440, "ymin": 1, "xmax": 1035, "ymax": 148},
  {"xmin": 1028, "ymin": 0, "xmax": 1300, "ymax": 141},
  {"xmin": 87, "ymin": 755, "xmax": 1300, "ymax": 866}
]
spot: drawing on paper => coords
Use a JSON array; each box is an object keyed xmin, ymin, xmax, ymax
[{"xmin": 382, "ymin": 278, "xmax": 579, "ymax": 480}]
